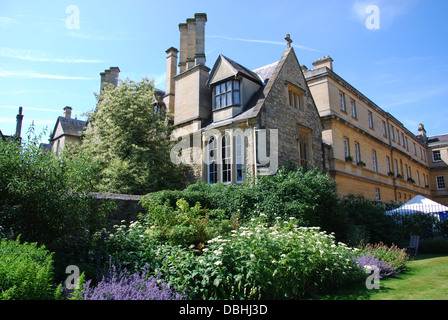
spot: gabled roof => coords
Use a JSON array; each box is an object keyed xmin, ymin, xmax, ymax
[
  {"xmin": 203, "ymin": 47, "xmax": 295, "ymax": 130},
  {"xmin": 50, "ymin": 116, "xmax": 86, "ymax": 141},
  {"xmin": 206, "ymin": 54, "xmax": 263, "ymax": 87}
]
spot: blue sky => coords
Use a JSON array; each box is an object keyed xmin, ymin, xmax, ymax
[{"xmin": 1, "ymin": 0, "xmax": 447, "ymax": 143}]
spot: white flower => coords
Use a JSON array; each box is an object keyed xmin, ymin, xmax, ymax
[
  {"xmin": 250, "ymin": 254, "xmax": 256, "ymax": 259},
  {"xmin": 281, "ymin": 254, "xmax": 286, "ymax": 258},
  {"xmin": 214, "ymin": 261, "xmax": 222, "ymax": 266}
]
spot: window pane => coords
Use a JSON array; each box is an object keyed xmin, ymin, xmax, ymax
[
  {"xmin": 226, "ymin": 92, "xmax": 232, "ymax": 105},
  {"xmin": 227, "ymin": 80, "xmax": 232, "ymax": 92},
  {"xmin": 221, "ymin": 94, "xmax": 226, "ymax": 107},
  {"xmin": 233, "ymin": 80, "xmax": 239, "ymax": 90},
  {"xmin": 233, "ymin": 91, "xmax": 240, "ymax": 105},
  {"xmin": 215, "ymin": 96, "xmax": 220, "ymax": 109}
]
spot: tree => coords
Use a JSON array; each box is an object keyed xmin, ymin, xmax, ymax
[{"xmin": 81, "ymin": 78, "xmax": 185, "ymax": 195}]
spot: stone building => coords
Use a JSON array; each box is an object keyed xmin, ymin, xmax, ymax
[
  {"xmin": 48, "ymin": 106, "xmax": 86, "ymax": 154},
  {"xmin": 427, "ymin": 133, "xmax": 448, "ymax": 205},
  {"xmin": 303, "ymin": 58, "xmax": 433, "ymax": 203},
  {"xmin": 166, "ymin": 14, "xmax": 324, "ymax": 184}
]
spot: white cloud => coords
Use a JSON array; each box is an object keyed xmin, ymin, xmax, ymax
[
  {"xmin": 0, "ymin": 47, "xmax": 104, "ymax": 63},
  {"xmin": 207, "ymin": 35, "xmax": 321, "ymax": 52},
  {"xmin": 0, "ymin": 70, "xmax": 93, "ymax": 80}
]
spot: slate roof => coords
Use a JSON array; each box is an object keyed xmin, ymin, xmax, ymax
[
  {"xmin": 428, "ymin": 133, "xmax": 448, "ymax": 147},
  {"xmin": 202, "ymin": 47, "xmax": 293, "ymax": 130},
  {"xmin": 51, "ymin": 116, "xmax": 86, "ymax": 141}
]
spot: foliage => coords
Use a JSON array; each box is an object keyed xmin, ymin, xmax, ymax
[
  {"xmin": 392, "ymin": 212, "xmax": 440, "ymax": 239},
  {"xmin": 418, "ymin": 237, "xmax": 448, "ymax": 254},
  {"xmin": 81, "ymin": 78, "xmax": 186, "ymax": 194},
  {"xmin": 354, "ymin": 242, "xmax": 409, "ymax": 277},
  {"xmin": 139, "ymin": 198, "xmax": 235, "ymax": 246},
  {"xmin": 73, "ymin": 265, "xmax": 185, "ymax": 300},
  {"xmin": 100, "ymin": 215, "xmax": 364, "ymax": 300},
  {"xmin": 338, "ymin": 196, "xmax": 402, "ymax": 246},
  {"xmin": 141, "ymin": 166, "xmax": 345, "ymax": 236},
  {"xmin": 0, "ymin": 238, "xmax": 55, "ymax": 300},
  {"xmin": 0, "ymin": 136, "xmax": 109, "ymax": 249}
]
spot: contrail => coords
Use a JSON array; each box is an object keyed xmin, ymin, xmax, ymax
[{"xmin": 208, "ymin": 35, "xmax": 321, "ymax": 52}]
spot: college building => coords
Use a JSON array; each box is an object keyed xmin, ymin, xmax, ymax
[{"xmin": 43, "ymin": 13, "xmax": 448, "ymax": 206}]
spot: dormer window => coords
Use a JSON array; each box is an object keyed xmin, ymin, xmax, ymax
[{"xmin": 213, "ymin": 80, "xmax": 240, "ymax": 110}]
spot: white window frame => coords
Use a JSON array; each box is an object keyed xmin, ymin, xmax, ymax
[
  {"xmin": 235, "ymin": 134, "xmax": 244, "ymax": 184},
  {"xmin": 207, "ymin": 137, "xmax": 218, "ymax": 184},
  {"xmin": 221, "ymin": 134, "xmax": 231, "ymax": 184},
  {"xmin": 350, "ymin": 99, "xmax": 357, "ymax": 119}
]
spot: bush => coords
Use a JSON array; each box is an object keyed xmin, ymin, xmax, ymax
[
  {"xmin": 354, "ymin": 242, "xmax": 409, "ymax": 277},
  {"xmin": 0, "ymin": 238, "xmax": 55, "ymax": 300},
  {"xmin": 339, "ymin": 196, "xmax": 401, "ymax": 246},
  {"xmin": 141, "ymin": 166, "xmax": 344, "ymax": 235},
  {"xmin": 0, "ymin": 139, "xmax": 110, "ymax": 249}
]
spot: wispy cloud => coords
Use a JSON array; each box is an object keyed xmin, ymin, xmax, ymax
[
  {"xmin": 208, "ymin": 35, "xmax": 321, "ymax": 52},
  {"xmin": 1, "ymin": 105, "xmax": 61, "ymax": 113},
  {"xmin": 0, "ymin": 70, "xmax": 93, "ymax": 80},
  {"xmin": 0, "ymin": 16, "xmax": 16, "ymax": 25},
  {"xmin": 0, "ymin": 47, "xmax": 104, "ymax": 63}
]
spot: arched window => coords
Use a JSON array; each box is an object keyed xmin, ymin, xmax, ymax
[
  {"xmin": 222, "ymin": 134, "xmax": 231, "ymax": 183},
  {"xmin": 207, "ymin": 137, "xmax": 217, "ymax": 184},
  {"xmin": 235, "ymin": 134, "xmax": 244, "ymax": 183}
]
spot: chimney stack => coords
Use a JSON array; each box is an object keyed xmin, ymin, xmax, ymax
[
  {"xmin": 194, "ymin": 13, "xmax": 207, "ymax": 66},
  {"xmin": 186, "ymin": 18, "xmax": 197, "ymax": 70},
  {"xmin": 418, "ymin": 123, "xmax": 427, "ymax": 141},
  {"xmin": 64, "ymin": 106, "xmax": 72, "ymax": 119},
  {"xmin": 163, "ymin": 47, "xmax": 179, "ymax": 114},
  {"xmin": 312, "ymin": 56, "xmax": 334, "ymax": 71},
  {"xmin": 178, "ymin": 23, "xmax": 188, "ymax": 73},
  {"xmin": 15, "ymin": 106, "xmax": 23, "ymax": 138},
  {"xmin": 178, "ymin": 13, "xmax": 207, "ymax": 73},
  {"xmin": 100, "ymin": 67, "xmax": 120, "ymax": 91}
]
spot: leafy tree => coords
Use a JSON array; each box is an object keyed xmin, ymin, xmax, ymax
[{"xmin": 81, "ymin": 78, "xmax": 185, "ymax": 195}]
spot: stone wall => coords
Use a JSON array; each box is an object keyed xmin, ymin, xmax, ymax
[{"xmin": 90, "ymin": 192, "xmax": 143, "ymax": 225}]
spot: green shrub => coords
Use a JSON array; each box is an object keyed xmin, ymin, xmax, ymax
[
  {"xmin": 355, "ymin": 242, "xmax": 409, "ymax": 275},
  {"xmin": 339, "ymin": 196, "xmax": 402, "ymax": 246},
  {"xmin": 419, "ymin": 237, "xmax": 448, "ymax": 254},
  {"xmin": 0, "ymin": 238, "xmax": 55, "ymax": 300},
  {"xmin": 141, "ymin": 166, "xmax": 344, "ymax": 235}
]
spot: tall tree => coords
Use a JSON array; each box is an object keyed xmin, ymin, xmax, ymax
[{"xmin": 82, "ymin": 78, "xmax": 185, "ymax": 194}]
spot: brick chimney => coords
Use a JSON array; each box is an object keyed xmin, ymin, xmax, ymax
[{"xmin": 63, "ymin": 106, "xmax": 72, "ymax": 118}]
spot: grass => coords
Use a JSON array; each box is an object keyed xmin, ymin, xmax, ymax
[{"xmin": 318, "ymin": 254, "xmax": 448, "ymax": 300}]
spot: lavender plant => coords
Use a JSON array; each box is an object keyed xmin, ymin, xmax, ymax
[
  {"xmin": 79, "ymin": 265, "xmax": 186, "ymax": 300},
  {"xmin": 352, "ymin": 254, "xmax": 396, "ymax": 278}
]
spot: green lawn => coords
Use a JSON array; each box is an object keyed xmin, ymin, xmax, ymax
[{"xmin": 319, "ymin": 254, "xmax": 448, "ymax": 300}]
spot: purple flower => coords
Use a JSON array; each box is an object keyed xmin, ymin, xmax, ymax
[
  {"xmin": 81, "ymin": 265, "xmax": 186, "ymax": 300},
  {"xmin": 353, "ymin": 254, "xmax": 397, "ymax": 278}
]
